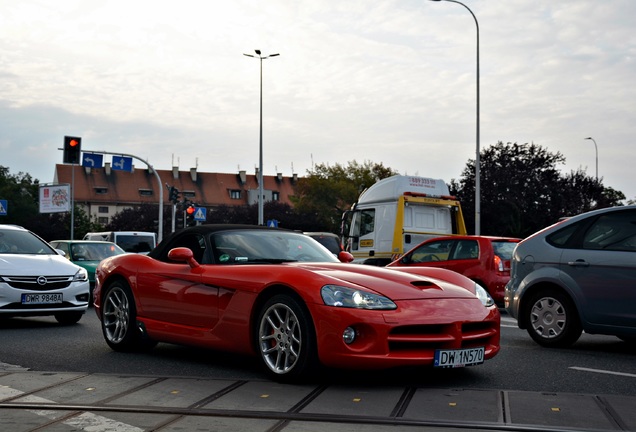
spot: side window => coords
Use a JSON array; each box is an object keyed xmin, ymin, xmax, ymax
[
  {"xmin": 359, "ymin": 210, "xmax": 375, "ymax": 236},
  {"xmin": 349, "ymin": 209, "xmax": 375, "ymax": 251},
  {"xmin": 162, "ymin": 233, "xmax": 207, "ymax": 263},
  {"xmin": 409, "ymin": 240, "xmax": 454, "ymax": 263},
  {"xmin": 547, "ymin": 221, "xmax": 583, "ymax": 247},
  {"xmin": 451, "ymin": 240, "xmax": 479, "ymax": 260},
  {"xmin": 582, "ymin": 210, "xmax": 636, "ymax": 251}
]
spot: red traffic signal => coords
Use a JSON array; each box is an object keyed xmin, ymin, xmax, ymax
[
  {"xmin": 186, "ymin": 205, "xmax": 195, "ymax": 215},
  {"xmin": 63, "ymin": 136, "xmax": 82, "ymax": 164}
]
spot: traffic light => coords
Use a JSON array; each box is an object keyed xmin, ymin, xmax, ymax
[
  {"xmin": 63, "ymin": 136, "xmax": 82, "ymax": 164},
  {"xmin": 168, "ymin": 186, "xmax": 180, "ymax": 204},
  {"xmin": 185, "ymin": 204, "xmax": 196, "ymax": 226}
]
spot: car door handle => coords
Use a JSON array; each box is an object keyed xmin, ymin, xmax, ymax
[{"xmin": 567, "ymin": 259, "xmax": 590, "ymax": 267}]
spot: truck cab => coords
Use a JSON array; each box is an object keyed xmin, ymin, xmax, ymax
[{"xmin": 342, "ymin": 175, "xmax": 466, "ymax": 266}]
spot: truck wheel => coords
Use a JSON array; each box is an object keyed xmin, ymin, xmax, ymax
[{"xmin": 525, "ymin": 289, "xmax": 582, "ymax": 348}]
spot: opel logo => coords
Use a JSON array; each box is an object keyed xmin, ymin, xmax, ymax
[{"xmin": 37, "ymin": 276, "xmax": 47, "ymax": 285}]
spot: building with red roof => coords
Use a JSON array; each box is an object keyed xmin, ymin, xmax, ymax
[{"xmin": 54, "ymin": 163, "xmax": 298, "ymax": 226}]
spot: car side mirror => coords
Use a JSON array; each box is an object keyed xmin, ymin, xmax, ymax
[
  {"xmin": 338, "ymin": 251, "xmax": 354, "ymax": 263},
  {"xmin": 168, "ymin": 247, "xmax": 201, "ymax": 269}
]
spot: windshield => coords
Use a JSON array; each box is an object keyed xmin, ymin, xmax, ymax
[
  {"xmin": 211, "ymin": 230, "xmax": 339, "ymax": 264},
  {"xmin": 70, "ymin": 243, "xmax": 125, "ymax": 261},
  {"xmin": 0, "ymin": 229, "xmax": 55, "ymax": 255}
]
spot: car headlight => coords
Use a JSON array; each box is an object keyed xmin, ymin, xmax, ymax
[
  {"xmin": 74, "ymin": 267, "xmax": 88, "ymax": 282},
  {"xmin": 321, "ymin": 285, "xmax": 397, "ymax": 310},
  {"xmin": 474, "ymin": 283, "xmax": 495, "ymax": 307}
]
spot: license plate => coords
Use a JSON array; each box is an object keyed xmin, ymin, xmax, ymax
[
  {"xmin": 21, "ymin": 293, "xmax": 63, "ymax": 305},
  {"xmin": 434, "ymin": 347, "xmax": 485, "ymax": 368}
]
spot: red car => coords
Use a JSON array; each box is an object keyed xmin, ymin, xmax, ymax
[
  {"xmin": 387, "ymin": 235, "xmax": 521, "ymax": 305},
  {"xmin": 94, "ymin": 225, "xmax": 500, "ymax": 381}
]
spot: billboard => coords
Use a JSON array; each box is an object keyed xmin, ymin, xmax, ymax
[{"xmin": 39, "ymin": 184, "xmax": 71, "ymax": 213}]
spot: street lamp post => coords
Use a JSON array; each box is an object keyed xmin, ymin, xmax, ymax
[
  {"xmin": 584, "ymin": 137, "xmax": 598, "ymax": 181},
  {"xmin": 244, "ymin": 49, "xmax": 279, "ymax": 226},
  {"xmin": 429, "ymin": 0, "xmax": 480, "ymax": 235}
]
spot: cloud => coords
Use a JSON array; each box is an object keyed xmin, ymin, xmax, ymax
[{"xmin": 1, "ymin": 0, "xmax": 634, "ymax": 201}]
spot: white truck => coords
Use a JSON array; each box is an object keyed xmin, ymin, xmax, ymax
[
  {"xmin": 342, "ymin": 175, "xmax": 467, "ymax": 266},
  {"xmin": 83, "ymin": 231, "xmax": 157, "ymax": 254}
]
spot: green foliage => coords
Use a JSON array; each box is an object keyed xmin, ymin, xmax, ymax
[
  {"xmin": 206, "ymin": 202, "xmax": 324, "ymax": 231},
  {"xmin": 292, "ymin": 160, "xmax": 398, "ymax": 233},
  {"xmin": 451, "ymin": 142, "xmax": 625, "ymax": 237},
  {"xmin": 0, "ymin": 166, "xmax": 40, "ymax": 226}
]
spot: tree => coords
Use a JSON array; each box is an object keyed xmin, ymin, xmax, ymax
[
  {"xmin": 450, "ymin": 142, "xmax": 625, "ymax": 238},
  {"xmin": 106, "ymin": 204, "xmax": 170, "ymax": 235},
  {"xmin": 0, "ymin": 166, "xmax": 40, "ymax": 227},
  {"xmin": 292, "ymin": 160, "xmax": 398, "ymax": 233}
]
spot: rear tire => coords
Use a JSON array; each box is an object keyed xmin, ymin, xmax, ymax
[
  {"xmin": 101, "ymin": 280, "xmax": 149, "ymax": 351},
  {"xmin": 525, "ymin": 289, "xmax": 582, "ymax": 348},
  {"xmin": 256, "ymin": 294, "xmax": 317, "ymax": 381}
]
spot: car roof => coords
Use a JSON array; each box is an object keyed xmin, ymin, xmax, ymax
[
  {"xmin": 0, "ymin": 224, "xmax": 27, "ymax": 231},
  {"xmin": 420, "ymin": 235, "xmax": 521, "ymax": 242},
  {"xmin": 51, "ymin": 240, "xmax": 118, "ymax": 244}
]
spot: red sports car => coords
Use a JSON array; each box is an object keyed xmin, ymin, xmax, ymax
[{"xmin": 94, "ymin": 225, "xmax": 500, "ymax": 381}]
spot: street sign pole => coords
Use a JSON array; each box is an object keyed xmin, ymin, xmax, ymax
[{"xmin": 83, "ymin": 150, "xmax": 164, "ymax": 242}]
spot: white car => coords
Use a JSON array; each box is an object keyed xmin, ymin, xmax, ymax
[{"xmin": 0, "ymin": 225, "xmax": 90, "ymax": 324}]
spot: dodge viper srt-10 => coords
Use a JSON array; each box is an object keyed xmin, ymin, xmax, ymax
[{"xmin": 94, "ymin": 225, "xmax": 500, "ymax": 380}]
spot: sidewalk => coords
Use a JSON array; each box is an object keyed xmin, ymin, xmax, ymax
[{"xmin": 1, "ymin": 369, "xmax": 635, "ymax": 431}]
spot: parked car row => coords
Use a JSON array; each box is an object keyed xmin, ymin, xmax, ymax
[{"xmin": 2, "ymin": 205, "xmax": 634, "ymax": 380}]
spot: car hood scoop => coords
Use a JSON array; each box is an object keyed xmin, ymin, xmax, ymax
[
  {"xmin": 409, "ymin": 280, "xmax": 442, "ymax": 289},
  {"xmin": 303, "ymin": 263, "xmax": 474, "ymax": 300}
]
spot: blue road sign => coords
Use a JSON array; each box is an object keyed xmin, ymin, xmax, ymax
[
  {"xmin": 82, "ymin": 153, "xmax": 104, "ymax": 168},
  {"xmin": 0, "ymin": 199, "xmax": 7, "ymax": 216},
  {"xmin": 111, "ymin": 156, "xmax": 133, "ymax": 172},
  {"xmin": 193, "ymin": 207, "xmax": 207, "ymax": 222},
  {"xmin": 267, "ymin": 219, "xmax": 278, "ymax": 228}
]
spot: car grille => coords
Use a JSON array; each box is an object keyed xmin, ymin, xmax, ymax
[
  {"xmin": 387, "ymin": 321, "xmax": 498, "ymax": 353},
  {"xmin": 1, "ymin": 275, "xmax": 74, "ymax": 291}
]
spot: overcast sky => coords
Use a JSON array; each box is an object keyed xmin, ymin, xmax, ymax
[{"xmin": 1, "ymin": 0, "xmax": 635, "ymax": 202}]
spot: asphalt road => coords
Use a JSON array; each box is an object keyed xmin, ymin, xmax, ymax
[{"xmin": 1, "ymin": 309, "xmax": 635, "ymax": 396}]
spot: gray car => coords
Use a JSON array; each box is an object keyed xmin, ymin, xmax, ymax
[{"xmin": 505, "ymin": 205, "xmax": 636, "ymax": 347}]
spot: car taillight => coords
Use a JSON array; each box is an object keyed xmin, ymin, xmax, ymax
[{"xmin": 494, "ymin": 255, "xmax": 504, "ymax": 272}]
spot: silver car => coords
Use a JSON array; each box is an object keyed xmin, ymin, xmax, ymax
[
  {"xmin": 0, "ymin": 225, "xmax": 90, "ymax": 324},
  {"xmin": 505, "ymin": 206, "xmax": 636, "ymax": 347}
]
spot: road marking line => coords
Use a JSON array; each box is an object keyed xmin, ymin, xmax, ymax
[{"xmin": 569, "ymin": 366, "xmax": 636, "ymax": 378}]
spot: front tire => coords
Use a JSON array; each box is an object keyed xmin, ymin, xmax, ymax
[
  {"xmin": 525, "ymin": 289, "xmax": 582, "ymax": 348},
  {"xmin": 256, "ymin": 294, "xmax": 317, "ymax": 381},
  {"xmin": 101, "ymin": 281, "xmax": 144, "ymax": 351},
  {"xmin": 54, "ymin": 311, "xmax": 83, "ymax": 325}
]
